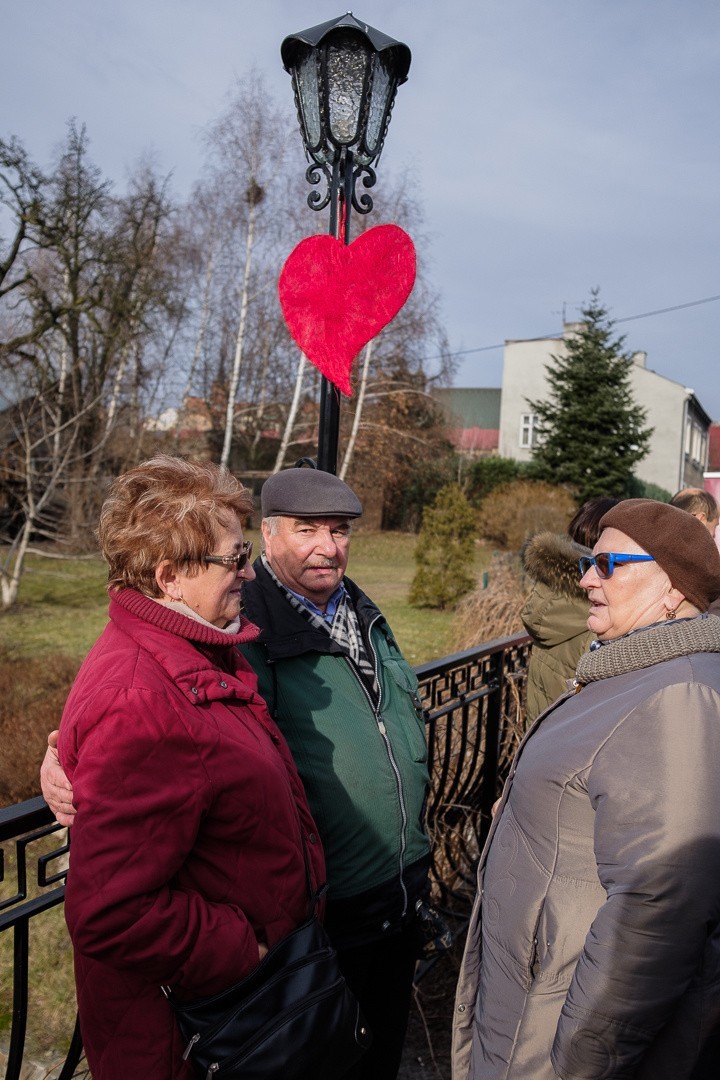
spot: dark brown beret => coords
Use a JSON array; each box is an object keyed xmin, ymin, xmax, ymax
[
  {"xmin": 261, "ymin": 467, "xmax": 362, "ymax": 519},
  {"xmin": 599, "ymin": 498, "xmax": 720, "ymax": 611}
]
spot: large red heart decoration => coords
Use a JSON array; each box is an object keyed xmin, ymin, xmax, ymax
[{"xmin": 278, "ymin": 223, "xmax": 416, "ymax": 396}]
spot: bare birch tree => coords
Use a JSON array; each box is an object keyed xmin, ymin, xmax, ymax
[
  {"xmin": 0, "ymin": 125, "xmax": 185, "ymax": 606},
  {"xmin": 186, "ymin": 74, "xmax": 300, "ymax": 467}
]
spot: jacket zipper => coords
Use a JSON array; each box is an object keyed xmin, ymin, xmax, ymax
[{"xmin": 345, "ymin": 613, "xmax": 409, "ymax": 917}]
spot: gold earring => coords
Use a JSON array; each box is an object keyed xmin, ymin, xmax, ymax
[{"xmin": 666, "ymin": 608, "xmax": 677, "ymax": 620}]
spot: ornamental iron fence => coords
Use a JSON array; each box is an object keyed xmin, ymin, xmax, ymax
[
  {"xmin": 0, "ymin": 630, "xmax": 530, "ymax": 1080},
  {"xmin": 418, "ymin": 632, "xmax": 531, "ymax": 906}
]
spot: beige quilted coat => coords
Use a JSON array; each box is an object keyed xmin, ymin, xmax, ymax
[{"xmin": 453, "ymin": 616, "xmax": 720, "ymax": 1080}]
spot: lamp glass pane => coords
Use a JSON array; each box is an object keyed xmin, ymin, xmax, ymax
[
  {"xmin": 296, "ymin": 47, "xmax": 322, "ymax": 152},
  {"xmin": 365, "ymin": 53, "xmax": 394, "ymax": 158},
  {"xmin": 326, "ymin": 33, "xmax": 370, "ymax": 145}
]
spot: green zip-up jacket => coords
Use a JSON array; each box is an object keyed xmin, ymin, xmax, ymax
[{"xmin": 240, "ymin": 560, "xmax": 430, "ymax": 943}]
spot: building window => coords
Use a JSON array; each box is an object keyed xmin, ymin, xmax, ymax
[
  {"xmin": 520, "ymin": 413, "xmax": 539, "ymax": 449},
  {"xmin": 685, "ymin": 418, "xmax": 707, "ymax": 467}
]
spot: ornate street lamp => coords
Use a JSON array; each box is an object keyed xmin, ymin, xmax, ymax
[{"xmin": 281, "ymin": 12, "xmax": 411, "ymax": 473}]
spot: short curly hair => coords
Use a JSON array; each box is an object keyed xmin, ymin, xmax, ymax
[{"xmin": 98, "ymin": 455, "xmax": 254, "ymax": 596}]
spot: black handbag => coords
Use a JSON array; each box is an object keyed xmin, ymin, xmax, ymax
[{"xmin": 162, "ymin": 883, "xmax": 371, "ymax": 1079}]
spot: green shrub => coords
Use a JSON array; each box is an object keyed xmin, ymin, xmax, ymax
[
  {"xmin": 464, "ymin": 456, "xmax": 524, "ymax": 507},
  {"xmin": 626, "ymin": 477, "xmax": 672, "ymax": 502},
  {"xmin": 382, "ymin": 455, "xmax": 460, "ymax": 532},
  {"xmin": 409, "ymin": 484, "xmax": 477, "ymax": 610},
  {"xmin": 478, "ymin": 481, "xmax": 577, "ymax": 551}
]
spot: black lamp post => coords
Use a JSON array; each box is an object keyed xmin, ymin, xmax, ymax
[{"xmin": 281, "ymin": 12, "xmax": 411, "ymax": 473}]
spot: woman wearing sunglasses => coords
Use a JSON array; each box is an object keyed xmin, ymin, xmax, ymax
[
  {"xmin": 55, "ymin": 455, "xmax": 325, "ymax": 1079},
  {"xmin": 454, "ymin": 498, "xmax": 720, "ymax": 1080}
]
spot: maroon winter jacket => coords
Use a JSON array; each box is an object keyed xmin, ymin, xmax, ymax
[{"xmin": 58, "ymin": 588, "xmax": 325, "ymax": 1080}]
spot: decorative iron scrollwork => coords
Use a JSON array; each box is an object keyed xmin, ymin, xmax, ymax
[
  {"xmin": 0, "ymin": 806, "xmax": 69, "ymax": 924},
  {"xmin": 305, "ymin": 162, "xmax": 332, "ymax": 212},
  {"xmin": 304, "ymin": 157, "xmax": 377, "ymax": 217},
  {"xmin": 350, "ymin": 162, "xmax": 376, "ymax": 215}
]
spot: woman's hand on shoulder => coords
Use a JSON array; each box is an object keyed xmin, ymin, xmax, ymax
[{"xmin": 40, "ymin": 730, "xmax": 76, "ymax": 827}]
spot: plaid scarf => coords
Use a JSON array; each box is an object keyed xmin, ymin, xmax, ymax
[{"xmin": 262, "ymin": 555, "xmax": 379, "ymax": 699}]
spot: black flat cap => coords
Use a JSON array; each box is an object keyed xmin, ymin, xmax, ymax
[{"xmin": 261, "ymin": 468, "xmax": 363, "ymax": 518}]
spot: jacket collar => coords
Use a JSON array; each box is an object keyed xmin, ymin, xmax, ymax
[
  {"xmin": 522, "ymin": 531, "xmax": 590, "ymax": 599},
  {"xmin": 242, "ymin": 558, "xmax": 384, "ymax": 662},
  {"xmin": 112, "ymin": 587, "xmax": 261, "ymax": 645},
  {"xmin": 576, "ymin": 613, "xmax": 720, "ymax": 685},
  {"xmin": 108, "ymin": 588, "xmax": 265, "ymax": 707}
]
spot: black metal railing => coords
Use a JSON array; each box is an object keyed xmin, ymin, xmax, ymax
[
  {"xmin": 417, "ymin": 632, "xmax": 531, "ymax": 904},
  {"xmin": 0, "ymin": 799, "xmax": 84, "ymax": 1079},
  {"xmin": 0, "ymin": 631, "xmax": 530, "ymax": 1080}
]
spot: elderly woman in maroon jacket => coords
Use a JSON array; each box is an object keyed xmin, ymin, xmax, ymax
[{"xmin": 57, "ymin": 455, "xmax": 325, "ymax": 1080}]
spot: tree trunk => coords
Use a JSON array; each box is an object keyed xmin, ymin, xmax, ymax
[
  {"xmin": 178, "ymin": 245, "xmax": 215, "ymax": 444},
  {"xmin": 220, "ymin": 206, "xmax": 256, "ymax": 469},
  {"xmin": 274, "ymin": 351, "xmax": 307, "ymax": 473},
  {"xmin": 340, "ymin": 339, "xmax": 374, "ymax": 481},
  {"xmin": 0, "ymin": 516, "xmax": 33, "ymax": 609}
]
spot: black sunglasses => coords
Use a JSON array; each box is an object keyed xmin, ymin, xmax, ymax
[
  {"xmin": 578, "ymin": 552, "xmax": 655, "ymax": 579},
  {"xmin": 203, "ymin": 542, "xmax": 253, "ymax": 572}
]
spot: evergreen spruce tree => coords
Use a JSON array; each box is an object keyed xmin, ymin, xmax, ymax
[
  {"xmin": 527, "ymin": 291, "xmax": 652, "ymax": 501},
  {"xmin": 409, "ymin": 483, "xmax": 477, "ymax": 610}
]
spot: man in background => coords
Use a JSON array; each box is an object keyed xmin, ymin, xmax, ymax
[
  {"xmin": 670, "ymin": 487, "xmax": 720, "ymax": 614},
  {"xmin": 670, "ymin": 487, "xmax": 719, "ymax": 535}
]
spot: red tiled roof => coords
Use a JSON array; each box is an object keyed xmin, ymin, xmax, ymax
[{"xmin": 447, "ymin": 427, "xmax": 499, "ymax": 452}]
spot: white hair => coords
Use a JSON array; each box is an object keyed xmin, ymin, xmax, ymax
[
  {"xmin": 261, "ymin": 514, "xmax": 354, "ymax": 547},
  {"xmin": 263, "ymin": 515, "xmax": 281, "ymax": 536}
]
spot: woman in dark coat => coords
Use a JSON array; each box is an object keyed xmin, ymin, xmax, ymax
[
  {"xmin": 454, "ymin": 499, "xmax": 720, "ymax": 1080},
  {"xmin": 57, "ymin": 456, "xmax": 325, "ymax": 1080},
  {"xmin": 521, "ymin": 497, "xmax": 618, "ymax": 723}
]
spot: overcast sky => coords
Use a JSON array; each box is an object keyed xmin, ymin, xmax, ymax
[{"xmin": 4, "ymin": 1, "xmax": 720, "ymax": 417}]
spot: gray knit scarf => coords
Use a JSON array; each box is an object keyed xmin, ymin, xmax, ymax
[{"xmin": 575, "ymin": 614, "xmax": 720, "ymax": 685}]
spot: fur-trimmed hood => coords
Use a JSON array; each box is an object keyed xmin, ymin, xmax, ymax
[{"xmin": 522, "ymin": 531, "xmax": 589, "ymax": 600}]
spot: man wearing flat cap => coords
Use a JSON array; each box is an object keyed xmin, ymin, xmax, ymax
[{"xmin": 238, "ymin": 466, "xmax": 431, "ymax": 1080}]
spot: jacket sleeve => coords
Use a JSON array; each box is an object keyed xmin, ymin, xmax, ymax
[
  {"xmin": 61, "ymin": 684, "xmax": 261, "ymax": 998},
  {"xmin": 551, "ymin": 681, "xmax": 720, "ymax": 1079}
]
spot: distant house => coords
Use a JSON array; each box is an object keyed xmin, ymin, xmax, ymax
[
  {"xmin": 498, "ymin": 325, "xmax": 712, "ymax": 494},
  {"xmin": 432, "ymin": 388, "xmax": 500, "ymax": 456},
  {"xmin": 433, "ymin": 326, "xmax": 713, "ymax": 495}
]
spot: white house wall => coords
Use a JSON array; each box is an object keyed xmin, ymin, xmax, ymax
[
  {"xmin": 499, "ymin": 336, "xmax": 702, "ymax": 494},
  {"xmin": 498, "ymin": 339, "xmax": 556, "ymax": 463},
  {"xmin": 629, "ymin": 364, "xmax": 686, "ymax": 492}
]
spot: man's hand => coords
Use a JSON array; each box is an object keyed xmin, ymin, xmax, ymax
[{"xmin": 40, "ymin": 730, "xmax": 76, "ymax": 826}]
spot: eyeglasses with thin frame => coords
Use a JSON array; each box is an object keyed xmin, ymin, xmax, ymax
[
  {"xmin": 202, "ymin": 542, "xmax": 253, "ymax": 572},
  {"xmin": 578, "ymin": 552, "xmax": 655, "ymax": 580}
]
